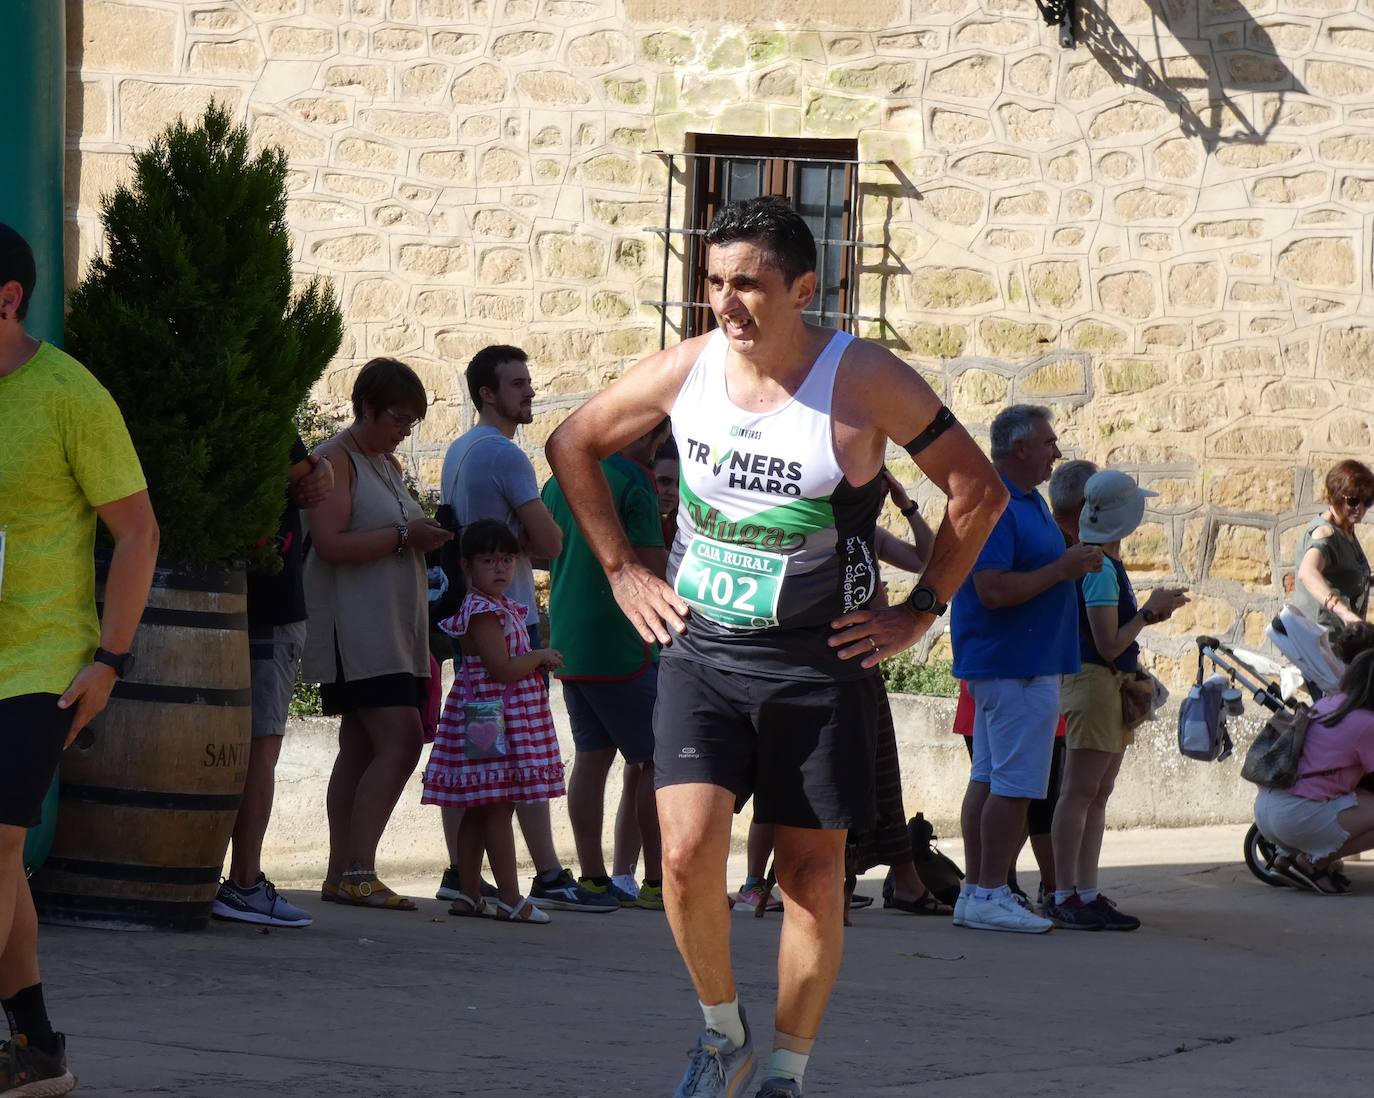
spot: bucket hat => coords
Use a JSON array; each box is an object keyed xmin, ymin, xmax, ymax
[{"xmin": 1079, "ymin": 470, "xmax": 1156, "ymax": 544}]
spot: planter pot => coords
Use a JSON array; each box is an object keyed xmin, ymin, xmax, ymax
[{"xmin": 30, "ymin": 554, "xmax": 250, "ymax": 931}]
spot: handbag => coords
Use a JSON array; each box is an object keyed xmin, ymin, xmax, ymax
[
  {"xmin": 459, "ymin": 657, "xmax": 512, "ymax": 761},
  {"xmin": 1119, "ymin": 670, "xmax": 1158, "ymax": 730},
  {"xmin": 1241, "ymin": 706, "xmax": 1312, "ymax": 789}
]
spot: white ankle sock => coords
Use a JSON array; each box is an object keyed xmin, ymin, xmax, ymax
[
  {"xmin": 766, "ymin": 1047, "xmax": 809, "ymax": 1085},
  {"xmin": 1053, "ymin": 889, "xmax": 1074, "ymax": 904},
  {"xmin": 975, "ymin": 885, "xmax": 1007, "ymax": 903},
  {"xmin": 960, "ymin": 882, "xmax": 975, "ymax": 898},
  {"xmin": 1079, "ymin": 887, "xmax": 1100, "ymax": 903},
  {"xmin": 701, "ymin": 998, "xmax": 746, "ymax": 1049}
]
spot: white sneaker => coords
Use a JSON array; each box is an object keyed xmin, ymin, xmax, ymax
[
  {"xmin": 952, "ymin": 892, "xmax": 969, "ymax": 927},
  {"xmin": 610, "ymin": 873, "xmax": 640, "ymax": 901},
  {"xmin": 963, "ymin": 892, "xmax": 1053, "ymax": 934}
]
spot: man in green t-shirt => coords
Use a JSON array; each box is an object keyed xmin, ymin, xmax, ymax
[
  {"xmin": 0, "ymin": 224, "xmax": 159, "ymax": 1095},
  {"xmin": 542, "ymin": 421, "xmax": 670, "ymax": 909}
]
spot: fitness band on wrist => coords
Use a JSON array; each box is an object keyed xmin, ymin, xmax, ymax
[
  {"xmin": 902, "ymin": 406, "xmax": 957, "ymax": 458},
  {"xmin": 900, "ymin": 500, "xmax": 918, "ymax": 517}
]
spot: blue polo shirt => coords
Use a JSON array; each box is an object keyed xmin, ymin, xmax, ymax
[{"xmin": 951, "ymin": 474, "xmax": 1080, "ymax": 680}]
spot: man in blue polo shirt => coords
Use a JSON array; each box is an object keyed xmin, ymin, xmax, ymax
[{"xmin": 950, "ymin": 404, "xmax": 1103, "ymax": 934}]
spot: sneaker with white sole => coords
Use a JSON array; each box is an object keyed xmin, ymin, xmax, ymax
[
  {"xmin": 212, "ymin": 875, "xmax": 312, "ymax": 928},
  {"xmin": 673, "ymin": 1005, "xmax": 756, "ymax": 1097},
  {"xmin": 528, "ymin": 869, "xmax": 619, "ymax": 913},
  {"xmin": 0, "ymin": 1033, "xmax": 76, "ymax": 1097},
  {"xmin": 952, "ymin": 892, "xmax": 969, "ymax": 927},
  {"xmin": 610, "ymin": 873, "xmax": 641, "ymax": 902},
  {"xmin": 963, "ymin": 892, "xmax": 1053, "ymax": 934}
]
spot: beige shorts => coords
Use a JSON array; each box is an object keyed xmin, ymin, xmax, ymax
[{"xmin": 1061, "ymin": 663, "xmax": 1134, "ymax": 754}]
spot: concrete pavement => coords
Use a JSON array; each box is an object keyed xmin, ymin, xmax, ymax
[{"xmin": 34, "ymin": 825, "xmax": 1374, "ymax": 1096}]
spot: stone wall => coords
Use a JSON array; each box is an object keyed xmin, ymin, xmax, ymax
[{"xmin": 67, "ymin": 0, "xmax": 1374, "ymax": 684}]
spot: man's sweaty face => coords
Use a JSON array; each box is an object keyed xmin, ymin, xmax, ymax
[{"xmin": 706, "ymin": 241, "xmax": 794, "ymax": 349}]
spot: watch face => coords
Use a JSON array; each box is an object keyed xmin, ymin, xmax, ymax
[{"xmin": 912, "ymin": 587, "xmax": 936, "ymax": 611}]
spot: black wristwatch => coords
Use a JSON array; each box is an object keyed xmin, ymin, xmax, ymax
[
  {"xmin": 93, "ymin": 647, "xmax": 133, "ymax": 677},
  {"xmin": 900, "ymin": 500, "xmax": 919, "ymax": 517},
  {"xmin": 904, "ymin": 585, "xmax": 948, "ymax": 618}
]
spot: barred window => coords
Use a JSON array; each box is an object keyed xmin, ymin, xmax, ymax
[{"xmin": 644, "ymin": 135, "xmax": 873, "ymax": 348}]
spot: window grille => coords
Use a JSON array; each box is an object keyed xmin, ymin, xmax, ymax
[{"xmin": 640, "ymin": 137, "xmax": 887, "ymax": 349}]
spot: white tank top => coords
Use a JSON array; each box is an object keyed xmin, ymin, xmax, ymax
[{"xmin": 665, "ymin": 328, "xmax": 885, "ymax": 681}]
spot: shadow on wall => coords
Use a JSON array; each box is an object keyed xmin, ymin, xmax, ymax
[
  {"xmin": 64, "ymin": 0, "xmax": 85, "ymax": 292},
  {"xmin": 1078, "ymin": 0, "xmax": 1308, "ymax": 153}
]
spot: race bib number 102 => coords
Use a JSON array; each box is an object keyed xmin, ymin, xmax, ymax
[{"xmin": 674, "ymin": 535, "xmax": 786, "ymax": 630}]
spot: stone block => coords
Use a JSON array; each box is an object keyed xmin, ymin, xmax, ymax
[
  {"xmin": 337, "ymin": 137, "xmax": 400, "ymax": 170},
  {"xmin": 951, "ymin": 368, "xmax": 1009, "ymax": 418},
  {"xmin": 397, "ymin": 242, "xmax": 470, "ymax": 276},
  {"xmin": 626, "ymin": 0, "xmax": 903, "ymax": 24},
  {"xmin": 324, "ymin": 65, "xmax": 390, "ymax": 96},
  {"xmin": 930, "ymin": 109, "xmax": 991, "ymax": 145},
  {"xmin": 1000, "ymin": 104, "xmax": 1060, "ymax": 145},
  {"xmin": 1209, "ymin": 468, "xmax": 1294, "ymax": 512},
  {"xmin": 65, "ymin": 149, "xmax": 133, "ymax": 211},
  {"xmin": 1098, "ymin": 271, "xmax": 1156, "ymax": 319},
  {"xmin": 252, "ymin": 114, "xmax": 328, "ymax": 161},
  {"xmin": 268, "ymin": 26, "xmax": 337, "ymax": 59},
  {"xmin": 119, "ymin": 81, "xmax": 242, "ymax": 143},
  {"xmin": 468, "ymin": 293, "xmax": 531, "ymax": 325},
  {"xmin": 568, "ymin": 30, "xmax": 631, "ymax": 69},
  {"xmin": 478, "ymin": 148, "xmax": 524, "ymax": 184},
  {"xmin": 190, "ymin": 39, "xmax": 263, "ymax": 76},
  {"xmin": 190, "ymin": 7, "xmax": 245, "ymax": 31},
  {"xmin": 830, "ymin": 62, "xmax": 917, "ymax": 96},
  {"xmin": 1028, "ymin": 261, "xmax": 1082, "ymax": 312},
  {"xmin": 603, "ymin": 76, "xmax": 649, "ymax": 106},
  {"xmin": 1102, "ymin": 359, "xmax": 1167, "ymax": 394},
  {"xmin": 1277, "ymin": 238, "xmax": 1356, "ymax": 290},
  {"xmin": 1122, "ymin": 521, "xmax": 1173, "ymax": 576},
  {"xmin": 951, "ymin": 152, "xmax": 1032, "ymax": 182},
  {"xmin": 348, "ymin": 277, "xmax": 406, "ymax": 322},
  {"xmin": 309, "ymin": 232, "xmax": 383, "ymax": 267},
  {"xmin": 68, "ymin": 78, "xmax": 110, "ymax": 141},
  {"xmin": 320, "ymin": 172, "xmax": 390, "ymax": 198},
  {"xmin": 1209, "ymin": 523, "xmax": 1273, "ymax": 588},
  {"xmin": 1329, "ymin": 413, "xmax": 1372, "ymax": 450},
  {"xmin": 994, "ymin": 191, "xmax": 1050, "ymax": 219},
  {"xmin": 1098, "ymin": 151, "xmax": 1139, "ymax": 181},
  {"xmin": 1321, "ymin": 327, "xmax": 1374, "ymax": 381},
  {"xmin": 1307, "ymin": 60, "xmax": 1374, "ymax": 99},
  {"xmin": 1167, "ymin": 261, "xmax": 1222, "ymax": 309},
  {"xmin": 358, "ymin": 108, "xmax": 450, "ymax": 141},
  {"xmin": 1088, "ymin": 100, "xmax": 1169, "ymax": 141},
  {"xmin": 540, "ymin": 289, "xmax": 582, "ymax": 317},
  {"xmin": 76, "ymin": 1, "xmax": 177, "ymax": 73},
  {"xmin": 516, "ymin": 71, "xmax": 594, "ymax": 106},
  {"xmin": 535, "ymin": 232, "xmax": 609, "ymax": 279},
  {"xmin": 1114, "ymin": 186, "xmax": 1188, "ymax": 223},
  {"xmin": 477, "ymin": 247, "xmax": 531, "ymax": 285},
  {"xmin": 415, "ymin": 150, "xmax": 471, "ymax": 182},
  {"xmin": 414, "ymin": 289, "xmax": 464, "ymax": 322},
  {"xmin": 451, "ymin": 63, "xmax": 508, "ymax": 105},
  {"xmin": 1156, "ymin": 595, "xmax": 1238, "ymax": 637},
  {"xmin": 289, "ymin": 96, "xmax": 350, "ymax": 128},
  {"xmin": 471, "ymin": 207, "xmax": 527, "ymax": 240},
  {"xmin": 1250, "ymin": 169, "xmax": 1329, "ymax": 203},
  {"xmin": 899, "ymin": 322, "xmax": 967, "ymax": 359},
  {"xmin": 1009, "ymin": 54, "xmax": 1053, "ymax": 97},
  {"xmin": 918, "ymin": 186, "xmax": 984, "ymax": 227},
  {"xmin": 956, "ymin": 20, "xmax": 1030, "ymax": 47},
  {"xmin": 1148, "ymin": 477, "xmax": 1200, "ymax": 511},
  {"xmin": 431, "ymin": 31, "xmax": 482, "ymax": 58},
  {"xmin": 287, "ymin": 197, "xmax": 361, "ymax": 225},
  {"xmin": 979, "ymin": 317, "xmax": 1056, "ymax": 358},
  {"xmin": 1210, "ymin": 424, "xmax": 1304, "ymax": 457},
  {"xmin": 492, "ymin": 30, "xmax": 556, "ymax": 58},
  {"xmin": 577, "ymin": 153, "xmax": 639, "ymax": 187},
  {"xmin": 909, "ymin": 266, "xmax": 997, "ymax": 310},
  {"xmin": 804, "ymin": 93, "xmax": 879, "ymax": 135},
  {"xmin": 1152, "ymin": 137, "xmax": 1202, "ymax": 180},
  {"xmin": 1071, "ymin": 322, "xmax": 1127, "ymax": 352},
  {"xmin": 1216, "ymin": 343, "xmax": 1280, "ymax": 379},
  {"xmin": 927, "ymin": 55, "xmax": 1000, "ymax": 100},
  {"xmin": 1020, "ymin": 358, "xmax": 1085, "ymax": 397},
  {"xmin": 982, "ymin": 229, "xmax": 1035, "ymax": 254}
]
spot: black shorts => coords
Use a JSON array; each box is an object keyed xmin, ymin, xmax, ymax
[
  {"xmin": 0, "ymin": 694, "xmax": 74, "ymax": 829},
  {"xmin": 653, "ymin": 656, "xmax": 879, "ymax": 831}
]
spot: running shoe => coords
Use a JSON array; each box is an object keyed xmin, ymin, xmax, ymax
[
  {"xmin": 963, "ymin": 892, "xmax": 1053, "ymax": 934},
  {"xmin": 0, "ymin": 1033, "xmax": 76, "ymax": 1096},
  {"xmin": 212, "ymin": 875, "xmax": 312, "ymax": 928},
  {"xmin": 611, "ymin": 873, "xmax": 641, "ymax": 902},
  {"xmin": 729, "ymin": 882, "xmax": 782, "ymax": 914},
  {"xmin": 636, "ymin": 882, "xmax": 665, "ymax": 911},
  {"xmin": 437, "ymin": 867, "xmax": 497, "ymax": 901},
  {"xmin": 1087, "ymin": 894, "xmax": 1141, "ymax": 932},
  {"xmin": 529, "ymin": 869, "xmax": 619, "ymax": 913},
  {"xmin": 952, "ymin": 892, "xmax": 969, "ymax": 927},
  {"xmin": 1043, "ymin": 894, "xmax": 1105, "ymax": 931},
  {"xmin": 673, "ymin": 1006, "xmax": 755, "ymax": 1097},
  {"xmin": 756, "ymin": 1079, "xmax": 803, "ymax": 1098}
]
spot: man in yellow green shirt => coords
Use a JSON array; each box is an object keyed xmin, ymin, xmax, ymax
[{"xmin": 0, "ymin": 223, "xmax": 159, "ymax": 1095}]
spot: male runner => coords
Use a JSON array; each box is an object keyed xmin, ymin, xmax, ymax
[{"xmin": 547, "ymin": 196, "xmax": 1007, "ymax": 1097}]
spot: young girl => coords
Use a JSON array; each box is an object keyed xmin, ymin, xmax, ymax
[{"xmin": 422, "ymin": 520, "xmax": 565, "ymax": 923}]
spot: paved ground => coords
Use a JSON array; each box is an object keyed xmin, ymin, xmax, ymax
[{"xmin": 35, "ymin": 825, "xmax": 1374, "ymax": 1097}]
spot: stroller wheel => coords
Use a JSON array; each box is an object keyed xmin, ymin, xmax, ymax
[{"xmin": 1244, "ymin": 823, "xmax": 1289, "ymax": 888}]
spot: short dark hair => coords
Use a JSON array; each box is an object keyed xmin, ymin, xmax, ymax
[
  {"xmin": 0, "ymin": 222, "xmax": 37, "ymax": 322},
  {"xmin": 703, "ymin": 196, "xmax": 816, "ymax": 286},
  {"xmin": 461, "ymin": 518, "xmax": 520, "ymax": 560},
  {"xmin": 351, "ymin": 357, "xmax": 427, "ymax": 421},
  {"xmin": 1333, "ymin": 622, "xmax": 1374, "ymax": 665},
  {"xmin": 1325, "ymin": 459, "xmax": 1374, "ymax": 506},
  {"xmin": 466, "ymin": 344, "xmax": 527, "ymax": 411},
  {"xmin": 655, "ymin": 434, "xmax": 679, "ymax": 464}
]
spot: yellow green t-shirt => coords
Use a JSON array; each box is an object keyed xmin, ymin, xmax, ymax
[{"xmin": 0, "ymin": 342, "xmax": 147, "ymax": 701}]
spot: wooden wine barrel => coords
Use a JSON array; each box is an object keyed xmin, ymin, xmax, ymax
[{"xmin": 30, "ymin": 555, "xmax": 250, "ymax": 931}]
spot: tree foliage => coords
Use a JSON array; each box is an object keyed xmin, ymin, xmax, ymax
[{"xmin": 67, "ymin": 102, "xmax": 343, "ymax": 564}]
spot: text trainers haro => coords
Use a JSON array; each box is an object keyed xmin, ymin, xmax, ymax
[{"xmin": 963, "ymin": 891, "xmax": 1053, "ymax": 934}]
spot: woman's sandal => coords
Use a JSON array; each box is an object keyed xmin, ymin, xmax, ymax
[
  {"xmin": 883, "ymin": 888, "xmax": 954, "ymax": 917},
  {"xmin": 447, "ymin": 892, "xmax": 491, "ymax": 918},
  {"xmin": 491, "ymin": 895, "xmax": 550, "ymax": 924},
  {"xmin": 320, "ymin": 881, "xmax": 340, "ymax": 903},
  {"xmin": 1274, "ymin": 853, "xmax": 1348, "ymax": 895},
  {"xmin": 336, "ymin": 874, "xmax": 419, "ymax": 910}
]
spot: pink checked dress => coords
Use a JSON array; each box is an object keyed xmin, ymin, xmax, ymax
[{"xmin": 422, "ymin": 590, "xmax": 566, "ymax": 809}]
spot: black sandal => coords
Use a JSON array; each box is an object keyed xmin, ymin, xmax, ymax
[{"xmin": 883, "ymin": 888, "xmax": 953, "ymax": 917}]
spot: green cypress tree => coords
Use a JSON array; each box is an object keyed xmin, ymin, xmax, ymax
[{"xmin": 66, "ymin": 101, "xmax": 344, "ymax": 564}]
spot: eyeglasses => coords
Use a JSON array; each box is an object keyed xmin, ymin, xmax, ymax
[
  {"xmin": 1342, "ymin": 496, "xmax": 1373, "ymax": 510},
  {"xmin": 385, "ymin": 409, "xmax": 419, "ymax": 431}
]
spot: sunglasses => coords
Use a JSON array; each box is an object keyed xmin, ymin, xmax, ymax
[{"xmin": 1341, "ymin": 496, "xmax": 1373, "ymax": 509}]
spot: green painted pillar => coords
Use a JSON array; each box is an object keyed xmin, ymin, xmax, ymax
[{"xmin": 0, "ymin": 2, "xmax": 66, "ymax": 347}]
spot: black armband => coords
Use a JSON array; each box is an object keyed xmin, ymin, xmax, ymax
[{"xmin": 902, "ymin": 406, "xmax": 957, "ymax": 458}]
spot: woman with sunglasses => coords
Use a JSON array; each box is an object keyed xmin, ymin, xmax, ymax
[{"xmin": 1293, "ymin": 460, "xmax": 1374, "ymax": 645}]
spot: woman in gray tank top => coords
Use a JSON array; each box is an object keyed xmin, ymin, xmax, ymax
[
  {"xmin": 1293, "ymin": 459, "xmax": 1374, "ymax": 643},
  {"xmin": 303, "ymin": 358, "xmax": 454, "ymax": 910}
]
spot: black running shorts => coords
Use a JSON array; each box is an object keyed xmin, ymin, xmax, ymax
[
  {"xmin": 0, "ymin": 694, "xmax": 74, "ymax": 829},
  {"xmin": 653, "ymin": 656, "xmax": 879, "ymax": 831}
]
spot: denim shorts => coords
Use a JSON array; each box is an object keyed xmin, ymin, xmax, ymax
[{"xmin": 968, "ymin": 676, "xmax": 1061, "ymax": 799}]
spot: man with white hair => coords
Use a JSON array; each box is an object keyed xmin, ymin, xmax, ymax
[{"xmin": 950, "ymin": 405, "xmax": 1103, "ymax": 933}]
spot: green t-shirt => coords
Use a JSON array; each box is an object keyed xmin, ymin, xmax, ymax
[
  {"xmin": 542, "ymin": 454, "xmax": 664, "ymax": 679},
  {"xmin": 0, "ymin": 342, "xmax": 147, "ymax": 700}
]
